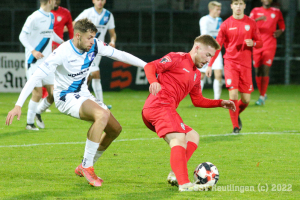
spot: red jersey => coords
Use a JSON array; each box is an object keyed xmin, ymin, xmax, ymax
[
  {"xmin": 209, "ymin": 15, "xmax": 262, "ymax": 68},
  {"xmin": 51, "ymin": 6, "xmax": 73, "ymax": 40},
  {"xmin": 143, "ymin": 52, "xmax": 222, "ymax": 109},
  {"xmin": 250, "ymin": 7, "xmax": 285, "ymax": 51}
]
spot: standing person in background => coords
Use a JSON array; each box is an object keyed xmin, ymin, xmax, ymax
[
  {"xmin": 206, "ymin": 0, "xmax": 263, "ymax": 133},
  {"xmin": 73, "ymin": 0, "xmax": 116, "ymax": 109},
  {"xmin": 19, "ymin": 0, "xmax": 63, "ymax": 130},
  {"xmin": 199, "ymin": 1, "xmax": 224, "ymax": 100},
  {"xmin": 250, "ymin": 0, "xmax": 285, "ymax": 106}
]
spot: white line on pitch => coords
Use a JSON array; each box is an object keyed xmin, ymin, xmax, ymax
[{"xmin": 0, "ymin": 131, "xmax": 299, "ymax": 148}]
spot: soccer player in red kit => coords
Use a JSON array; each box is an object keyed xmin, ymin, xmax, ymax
[
  {"xmin": 51, "ymin": 0, "xmax": 73, "ymax": 50},
  {"xmin": 250, "ymin": 0, "xmax": 285, "ymax": 105},
  {"xmin": 206, "ymin": 0, "xmax": 263, "ymax": 133},
  {"xmin": 142, "ymin": 35, "xmax": 236, "ymax": 192}
]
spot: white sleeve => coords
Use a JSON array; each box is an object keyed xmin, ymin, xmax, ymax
[
  {"xmin": 19, "ymin": 31, "xmax": 35, "ymax": 53},
  {"xmin": 53, "ymin": 32, "xmax": 64, "ymax": 44},
  {"xmin": 200, "ymin": 17, "xmax": 208, "ymax": 35},
  {"xmin": 107, "ymin": 13, "xmax": 115, "ymax": 30},
  {"xmin": 74, "ymin": 10, "xmax": 88, "ymax": 21},
  {"xmin": 97, "ymin": 40, "xmax": 146, "ymax": 68}
]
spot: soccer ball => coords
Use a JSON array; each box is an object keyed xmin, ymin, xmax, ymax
[{"xmin": 193, "ymin": 162, "xmax": 219, "ymax": 186}]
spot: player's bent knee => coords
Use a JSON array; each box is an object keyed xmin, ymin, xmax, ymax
[{"xmin": 94, "ymin": 109, "xmax": 110, "ymax": 125}]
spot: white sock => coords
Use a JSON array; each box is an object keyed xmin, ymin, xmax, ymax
[
  {"xmin": 93, "ymin": 150, "xmax": 105, "ymax": 164},
  {"xmin": 92, "ymin": 79, "xmax": 103, "ymax": 102},
  {"xmin": 213, "ymin": 79, "xmax": 223, "ymax": 100},
  {"xmin": 82, "ymin": 139, "xmax": 100, "ymax": 168},
  {"xmin": 200, "ymin": 80, "xmax": 205, "ymax": 91},
  {"xmin": 36, "ymin": 98, "xmax": 51, "ymax": 114},
  {"xmin": 259, "ymin": 95, "xmax": 265, "ymax": 100},
  {"xmin": 27, "ymin": 100, "xmax": 39, "ymax": 124}
]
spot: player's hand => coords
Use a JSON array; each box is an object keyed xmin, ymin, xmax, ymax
[
  {"xmin": 109, "ymin": 41, "xmax": 115, "ymax": 48},
  {"xmin": 32, "ymin": 50, "xmax": 44, "ymax": 60},
  {"xmin": 245, "ymin": 39, "xmax": 254, "ymax": 47},
  {"xmin": 205, "ymin": 67, "xmax": 213, "ymax": 77},
  {"xmin": 256, "ymin": 16, "xmax": 266, "ymax": 21},
  {"xmin": 221, "ymin": 100, "xmax": 236, "ymax": 111},
  {"xmin": 149, "ymin": 82, "xmax": 161, "ymax": 96},
  {"xmin": 273, "ymin": 30, "xmax": 283, "ymax": 38},
  {"xmin": 6, "ymin": 106, "xmax": 22, "ymax": 126}
]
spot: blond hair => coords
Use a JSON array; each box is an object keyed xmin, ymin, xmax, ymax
[
  {"xmin": 208, "ymin": 1, "xmax": 222, "ymax": 10},
  {"xmin": 194, "ymin": 35, "xmax": 220, "ymax": 50}
]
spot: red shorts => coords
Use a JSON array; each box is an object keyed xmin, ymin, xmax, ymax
[
  {"xmin": 224, "ymin": 60, "xmax": 254, "ymax": 94},
  {"xmin": 142, "ymin": 106, "xmax": 192, "ymax": 138},
  {"xmin": 253, "ymin": 48, "xmax": 276, "ymax": 67}
]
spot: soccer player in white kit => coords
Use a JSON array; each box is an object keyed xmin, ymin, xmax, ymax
[
  {"xmin": 6, "ymin": 18, "xmax": 147, "ymax": 187},
  {"xmin": 19, "ymin": 0, "xmax": 64, "ymax": 130},
  {"xmin": 73, "ymin": 0, "xmax": 116, "ymax": 109},
  {"xmin": 199, "ymin": 1, "xmax": 224, "ymax": 99}
]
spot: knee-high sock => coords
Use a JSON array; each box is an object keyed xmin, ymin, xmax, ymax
[
  {"xmin": 36, "ymin": 98, "xmax": 51, "ymax": 114},
  {"xmin": 200, "ymin": 80, "xmax": 205, "ymax": 91},
  {"xmin": 186, "ymin": 141, "xmax": 198, "ymax": 162},
  {"xmin": 170, "ymin": 146, "xmax": 190, "ymax": 185},
  {"xmin": 238, "ymin": 99, "xmax": 249, "ymax": 114},
  {"xmin": 261, "ymin": 76, "xmax": 269, "ymax": 97},
  {"xmin": 92, "ymin": 79, "xmax": 103, "ymax": 102},
  {"xmin": 213, "ymin": 79, "xmax": 223, "ymax": 100},
  {"xmin": 255, "ymin": 76, "xmax": 262, "ymax": 96},
  {"xmin": 27, "ymin": 100, "xmax": 39, "ymax": 124},
  {"xmin": 229, "ymin": 99, "xmax": 239, "ymax": 129},
  {"xmin": 82, "ymin": 139, "xmax": 100, "ymax": 168}
]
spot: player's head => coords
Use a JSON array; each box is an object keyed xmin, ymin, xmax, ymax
[
  {"xmin": 93, "ymin": 0, "xmax": 106, "ymax": 10},
  {"xmin": 191, "ymin": 35, "xmax": 220, "ymax": 69},
  {"xmin": 40, "ymin": 0, "xmax": 56, "ymax": 10},
  {"xmin": 73, "ymin": 18, "xmax": 98, "ymax": 52},
  {"xmin": 208, "ymin": 1, "xmax": 222, "ymax": 18},
  {"xmin": 231, "ymin": 0, "xmax": 246, "ymax": 16},
  {"xmin": 54, "ymin": 0, "xmax": 61, "ymax": 10},
  {"xmin": 261, "ymin": 0, "xmax": 272, "ymax": 7}
]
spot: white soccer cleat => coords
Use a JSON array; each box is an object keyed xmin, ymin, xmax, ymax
[
  {"xmin": 35, "ymin": 114, "xmax": 45, "ymax": 129},
  {"xmin": 179, "ymin": 182, "xmax": 212, "ymax": 192},
  {"xmin": 167, "ymin": 171, "xmax": 178, "ymax": 187},
  {"xmin": 26, "ymin": 124, "xmax": 39, "ymax": 131}
]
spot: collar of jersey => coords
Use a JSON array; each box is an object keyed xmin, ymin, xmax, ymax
[
  {"xmin": 70, "ymin": 40, "xmax": 85, "ymax": 55},
  {"xmin": 93, "ymin": 7, "xmax": 104, "ymax": 16},
  {"xmin": 39, "ymin": 8, "xmax": 50, "ymax": 17},
  {"xmin": 207, "ymin": 14, "xmax": 217, "ymax": 21}
]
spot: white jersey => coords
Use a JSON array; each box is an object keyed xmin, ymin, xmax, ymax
[
  {"xmin": 75, "ymin": 7, "xmax": 115, "ymax": 42},
  {"xmin": 199, "ymin": 15, "xmax": 222, "ymax": 39},
  {"xmin": 15, "ymin": 39, "xmax": 146, "ymax": 107},
  {"xmin": 20, "ymin": 8, "xmax": 56, "ymax": 69}
]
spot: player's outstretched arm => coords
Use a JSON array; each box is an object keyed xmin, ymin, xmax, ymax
[
  {"xmin": 6, "ymin": 106, "xmax": 22, "ymax": 126},
  {"xmin": 221, "ymin": 100, "xmax": 236, "ymax": 111},
  {"xmin": 205, "ymin": 66, "xmax": 213, "ymax": 77}
]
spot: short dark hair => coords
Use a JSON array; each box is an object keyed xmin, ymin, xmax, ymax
[
  {"xmin": 231, "ymin": 0, "xmax": 246, "ymax": 3},
  {"xmin": 194, "ymin": 35, "xmax": 221, "ymax": 50},
  {"xmin": 73, "ymin": 18, "xmax": 98, "ymax": 34}
]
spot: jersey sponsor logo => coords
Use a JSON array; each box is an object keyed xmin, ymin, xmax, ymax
[
  {"xmin": 160, "ymin": 56, "xmax": 171, "ymax": 64},
  {"xmin": 229, "ymin": 27, "xmax": 237, "ymax": 30},
  {"xmin": 245, "ymin": 25, "xmax": 250, "ymax": 31},
  {"xmin": 68, "ymin": 68, "xmax": 89, "ymax": 77},
  {"xmin": 57, "ymin": 16, "xmax": 62, "ymax": 22},
  {"xmin": 266, "ymin": 59, "xmax": 272, "ymax": 64},
  {"xmin": 183, "ymin": 68, "xmax": 190, "ymax": 73},
  {"xmin": 271, "ymin": 13, "xmax": 276, "ymax": 18},
  {"xmin": 257, "ymin": 13, "xmax": 264, "ymax": 15},
  {"xmin": 180, "ymin": 123, "xmax": 185, "ymax": 130},
  {"xmin": 226, "ymin": 79, "xmax": 232, "ymax": 85},
  {"xmin": 68, "ymin": 59, "xmax": 77, "ymax": 63},
  {"xmin": 88, "ymin": 52, "xmax": 96, "ymax": 61}
]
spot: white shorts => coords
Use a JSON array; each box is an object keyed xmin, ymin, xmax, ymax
[
  {"xmin": 26, "ymin": 64, "xmax": 54, "ymax": 87},
  {"xmin": 55, "ymin": 93, "xmax": 108, "ymax": 119},
  {"xmin": 90, "ymin": 55, "xmax": 102, "ymax": 73},
  {"xmin": 199, "ymin": 52, "xmax": 223, "ymax": 73}
]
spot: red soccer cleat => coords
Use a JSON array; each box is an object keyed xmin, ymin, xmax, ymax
[{"xmin": 75, "ymin": 164, "xmax": 103, "ymax": 187}]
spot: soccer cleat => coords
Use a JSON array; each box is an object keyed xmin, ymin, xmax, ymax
[
  {"xmin": 238, "ymin": 116, "xmax": 242, "ymax": 131},
  {"xmin": 75, "ymin": 164, "xmax": 103, "ymax": 186},
  {"xmin": 35, "ymin": 114, "xmax": 45, "ymax": 129},
  {"xmin": 167, "ymin": 171, "xmax": 178, "ymax": 187},
  {"xmin": 26, "ymin": 124, "xmax": 39, "ymax": 131},
  {"xmin": 179, "ymin": 182, "xmax": 212, "ymax": 192},
  {"xmin": 232, "ymin": 127, "xmax": 240, "ymax": 134},
  {"xmin": 107, "ymin": 105, "xmax": 112, "ymax": 110},
  {"xmin": 255, "ymin": 97, "xmax": 265, "ymax": 106}
]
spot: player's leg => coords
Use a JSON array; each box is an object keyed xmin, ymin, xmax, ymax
[
  {"xmin": 200, "ymin": 72, "xmax": 206, "ymax": 91},
  {"xmin": 26, "ymin": 87, "xmax": 42, "ymax": 130},
  {"xmin": 228, "ymin": 89, "xmax": 240, "ymax": 133},
  {"xmin": 213, "ymin": 69, "xmax": 223, "ymax": 100}
]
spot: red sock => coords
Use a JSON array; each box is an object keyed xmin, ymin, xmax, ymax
[
  {"xmin": 229, "ymin": 100, "xmax": 239, "ymax": 129},
  {"xmin": 261, "ymin": 76, "xmax": 269, "ymax": 97},
  {"xmin": 42, "ymin": 87, "xmax": 48, "ymax": 98},
  {"xmin": 170, "ymin": 146, "xmax": 190, "ymax": 185},
  {"xmin": 255, "ymin": 76, "xmax": 262, "ymax": 96},
  {"xmin": 238, "ymin": 99, "xmax": 249, "ymax": 114},
  {"xmin": 186, "ymin": 141, "xmax": 198, "ymax": 162}
]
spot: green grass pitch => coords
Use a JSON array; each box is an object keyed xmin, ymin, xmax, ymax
[{"xmin": 0, "ymin": 85, "xmax": 299, "ymax": 199}]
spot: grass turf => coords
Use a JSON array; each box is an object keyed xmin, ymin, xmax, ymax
[{"xmin": 0, "ymin": 85, "xmax": 299, "ymax": 199}]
